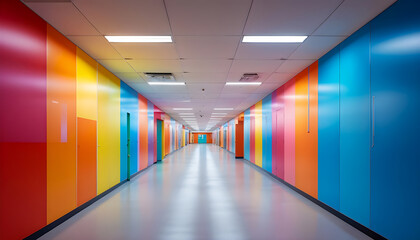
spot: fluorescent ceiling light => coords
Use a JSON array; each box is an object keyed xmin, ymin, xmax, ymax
[
  {"xmin": 148, "ymin": 82, "xmax": 185, "ymax": 85},
  {"xmin": 105, "ymin": 36, "xmax": 172, "ymax": 43},
  {"xmin": 173, "ymin": 108, "xmax": 192, "ymax": 110},
  {"xmin": 214, "ymin": 108, "xmax": 233, "ymax": 110},
  {"xmin": 226, "ymin": 82, "xmax": 261, "ymax": 85},
  {"xmin": 242, "ymin": 36, "xmax": 307, "ymax": 43}
]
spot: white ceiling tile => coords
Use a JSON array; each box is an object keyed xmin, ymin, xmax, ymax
[
  {"xmin": 98, "ymin": 60, "xmax": 133, "ymax": 73},
  {"xmin": 235, "ymin": 43, "xmax": 300, "ymax": 59},
  {"xmin": 165, "ymin": 0, "xmax": 252, "ymax": 35},
  {"xmin": 182, "ymin": 72, "xmax": 228, "ymax": 83},
  {"xmin": 265, "ymin": 72, "xmax": 294, "ymax": 83},
  {"xmin": 244, "ymin": 0, "xmax": 343, "ymax": 35},
  {"xmin": 174, "ymin": 36, "xmax": 240, "ymax": 59},
  {"xmin": 25, "ymin": 2, "xmax": 100, "ymax": 36},
  {"xmin": 189, "ymin": 93, "xmax": 221, "ymax": 99},
  {"xmin": 72, "ymin": 0, "xmax": 171, "ymax": 35},
  {"xmin": 128, "ymin": 60, "xmax": 182, "ymax": 73},
  {"xmin": 111, "ymin": 43, "xmax": 179, "ymax": 60},
  {"xmin": 275, "ymin": 60, "xmax": 315, "ymax": 73},
  {"xmin": 187, "ymin": 83, "xmax": 225, "ymax": 93},
  {"xmin": 220, "ymin": 85, "xmax": 260, "ymax": 95},
  {"xmin": 229, "ymin": 60, "xmax": 283, "ymax": 73},
  {"xmin": 114, "ymin": 72, "xmax": 145, "ymax": 82},
  {"xmin": 68, "ymin": 36, "xmax": 122, "ymax": 60},
  {"xmin": 253, "ymin": 83, "xmax": 283, "ymax": 94},
  {"xmin": 289, "ymin": 36, "xmax": 345, "ymax": 60},
  {"xmin": 181, "ymin": 60, "xmax": 232, "ymax": 73},
  {"xmin": 314, "ymin": 0, "xmax": 397, "ymax": 36}
]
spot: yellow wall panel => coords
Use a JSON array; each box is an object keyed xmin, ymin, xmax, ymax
[
  {"xmin": 76, "ymin": 48, "xmax": 97, "ymax": 120},
  {"xmin": 97, "ymin": 65, "xmax": 120, "ymax": 194},
  {"xmin": 255, "ymin": 101, "xmax": 263, "ymax": 167}
]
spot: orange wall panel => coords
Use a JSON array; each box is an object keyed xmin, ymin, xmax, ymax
[
  {"xmin": 46, "ymin": 25, "xmax": 77, "ymax": 223},
  {"xmin": 295, "ymin": 62, "xmax": 318, "ymax": 198},
  {"xmin": 138, "ymin": 94, "xmax": 148, "ymax": 170},
  {"xmin": 76, "ymin": 118, "xmax": 97, "ymax": 206}
]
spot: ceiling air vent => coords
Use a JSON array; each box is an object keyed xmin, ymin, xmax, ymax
[
  {"xmin": 239, "ymin": 73, "xmax": 259, "ymax": 82},
  {"xmin": 144, "ymin": 73, "xmax": 175, "ymax": 82}
]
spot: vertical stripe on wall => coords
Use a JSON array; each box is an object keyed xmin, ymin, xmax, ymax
[
  {"xmin": 46, "ymin": 25, "xmax": 77, "ymax": 223},
  {"xmin": 284, "ymin": 79, "xmax": 296, "ymax": 185},
  {"xmin": 295, "ymin": 63, "xmax": 318, "ymax": 198},
  {"xmin": 370, "ymin": 1, "xmax": 420, "ymax": 238},
  {"xmin": 255, "ymin": 101, "xmax": 263, "ymax": 167},
  {"xmin": 0, "ymin": 0, "xmax": 47, "ymax": 237},
  {"xmin": 138, "ymin": 94, "xmax": 148, "ymax": 170},
  {"xmin": 147, "ymin": 101, "xmax": 154, "ymax": 165},
  {"xmin": 339, "ymin": 25, "xmax": 371, "ymax": 226},
  {"xmin": 76, "ymin": 48, "xmax": 97, "ymax": 206},
  {"xmin": 318, "ymin": 46, "xmax": 340, "ymax": 210},
  {"xmin": 120, "ymin": 81, "xmax": 139, "ymax": 180},
  {"xmin": 97, "ymin": 65, "xmax": 120, "ymax": 194},
  {"xmin": 244, "ymin": 109, "xmax": 250, "ymax": 160},
  {"xmin": 262, "ymin": 95, "xmax": 272, "ymax": 173},
  {"xmin": 250, "ymin": 106, "xmax": 255, "ymax": 164},
  {"xmin": 272, "ymin": 87, "xmax": 285, "ymax": 179}
]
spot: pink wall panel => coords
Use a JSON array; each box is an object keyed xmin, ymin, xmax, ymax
[
  {"xmin": 283, "ymin": 78, "xmax": 296, "ymax": 185},
  {"xmin": 272, "ymin": 87, "xmax": 285, "ymax": 179}
]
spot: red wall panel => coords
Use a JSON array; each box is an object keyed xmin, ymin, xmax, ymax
[{"xmin": 0, "ymin": 0, "xmax": 47, "ymax": 239}]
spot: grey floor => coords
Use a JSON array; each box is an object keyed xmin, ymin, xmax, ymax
[{"xmin": 40, "ymin": 144, "xmax": 371, "ymax": 240}]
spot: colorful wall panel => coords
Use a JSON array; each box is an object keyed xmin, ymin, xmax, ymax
[
  {"xmin": 318, "ymin": 46, "xmax": 340, "ymax": 211},
  {"xmin": 76, "ymin": 48, "xmax": 97, "ymax": 207},
  {"xmin": 0, "ymin": 1, "xmax": 189, "ymax": 238},
  {"xmin": 97, "ymin": 65, "xmax": 120, "ymax": 194},
  {"xmin": 370, "ymin": 0, "xmax": 420, "ymax": 238},
  {"xmin": 223, "ymin": 1, "xmax": 420, "ymax": 237},
  {"xmin": 0, "ymin": 1, "xmax": 47, "ymax": 238},
  {"xmin": 120, "ymin": 81, "xmax": 139, "ymax": 181},
  {"xmin": 339, "ymin": 25, "xmax": 371, "ymax": 226}
]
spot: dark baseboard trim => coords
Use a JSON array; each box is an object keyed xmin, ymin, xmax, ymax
[
  {"xmin": 237, "ymin": 158, "xmax": 387, "ymax": 240},
  {"xmin": 24, "ymin": 164, "xmax": 154, "ymax": 240},
  {"xmin": 235, "ymin": 156, "xmax": 244, "ymax": 159}
]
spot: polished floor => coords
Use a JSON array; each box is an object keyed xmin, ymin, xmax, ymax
[{"xmin": 40, "ymin": 144, "xmax": 371, "ymax": 240}]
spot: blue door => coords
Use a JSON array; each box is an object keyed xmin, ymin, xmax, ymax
[{"xmin": 198, "ymin": 134, "xmax": 206, "ymax": 143}]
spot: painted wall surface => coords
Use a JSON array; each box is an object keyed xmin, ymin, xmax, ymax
[
  {"xmin": 218, "ymin": 0, "xmax": 419, "ymax": 238},
  {"xmin": 0, "ymin": 1, "xmax": 188, "ymax": 238}
]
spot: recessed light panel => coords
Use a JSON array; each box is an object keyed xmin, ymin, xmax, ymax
[
  {"xmin": 105, "ymin": 36, "xmax": 172, "ymax": 43},
  {"xmin": 242, "ymin": 36, "xmax": 307, "ymax": 43},
  {"xmin": 148, "ymin": 82, "xmax": 185, "ymax": 85},
  {"xmin": 226, "ymin": 82, "xmax": 262, "ymax": 85}
]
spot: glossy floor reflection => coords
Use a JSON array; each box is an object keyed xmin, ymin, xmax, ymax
[{"xmin": 40, "ymin": 145, "xmax": 371, "ymax": 240}]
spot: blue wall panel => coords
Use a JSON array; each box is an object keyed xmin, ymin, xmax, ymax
[
  {"xmin": 120, "ymin": 81, "xmax": 139, "ymax": 181},
  {"xmin": 318, "ymin": 46, "xmax": 340, "ymax": 210},
  {"xmin": 370, "ymin": 0, "xmax": 420, "ymax": 238},
  {"xmin": 244, "ymin": 109, "xmax": 250, "ymax": 161},
  {"xmin": 262, "ymin": 94, "xmax": 272, "ymax": 172},
  {"xmin": 339, "ymin": 25, "xmax": 371, "ymax": 226}
]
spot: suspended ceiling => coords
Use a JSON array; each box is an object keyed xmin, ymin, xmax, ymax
[{"xmin": 23, "ymin": 0, "xmax": 396, "ymax": 131}]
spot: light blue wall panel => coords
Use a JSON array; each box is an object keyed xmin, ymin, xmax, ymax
[
  {"xmin": 318, "ymin": 46, "xmax": 340, "ymax": 210},
  {"xmin": 262, "ymin": 94, "xmax": 272, "ymax": 173},
  {"xmin": 244, "ymin": 109, "xmax": 250, "ymax": 160},
  {"xmin": 370, "ymin": 0, "xmax": 420, "ymax": 238},
  {"xmin": 339, "ymin": 24, "xmax": 371, "ymax": 226},
  {"xmin": 120, "ymin": 81, "xmax": 139, "ymax": 181}
]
